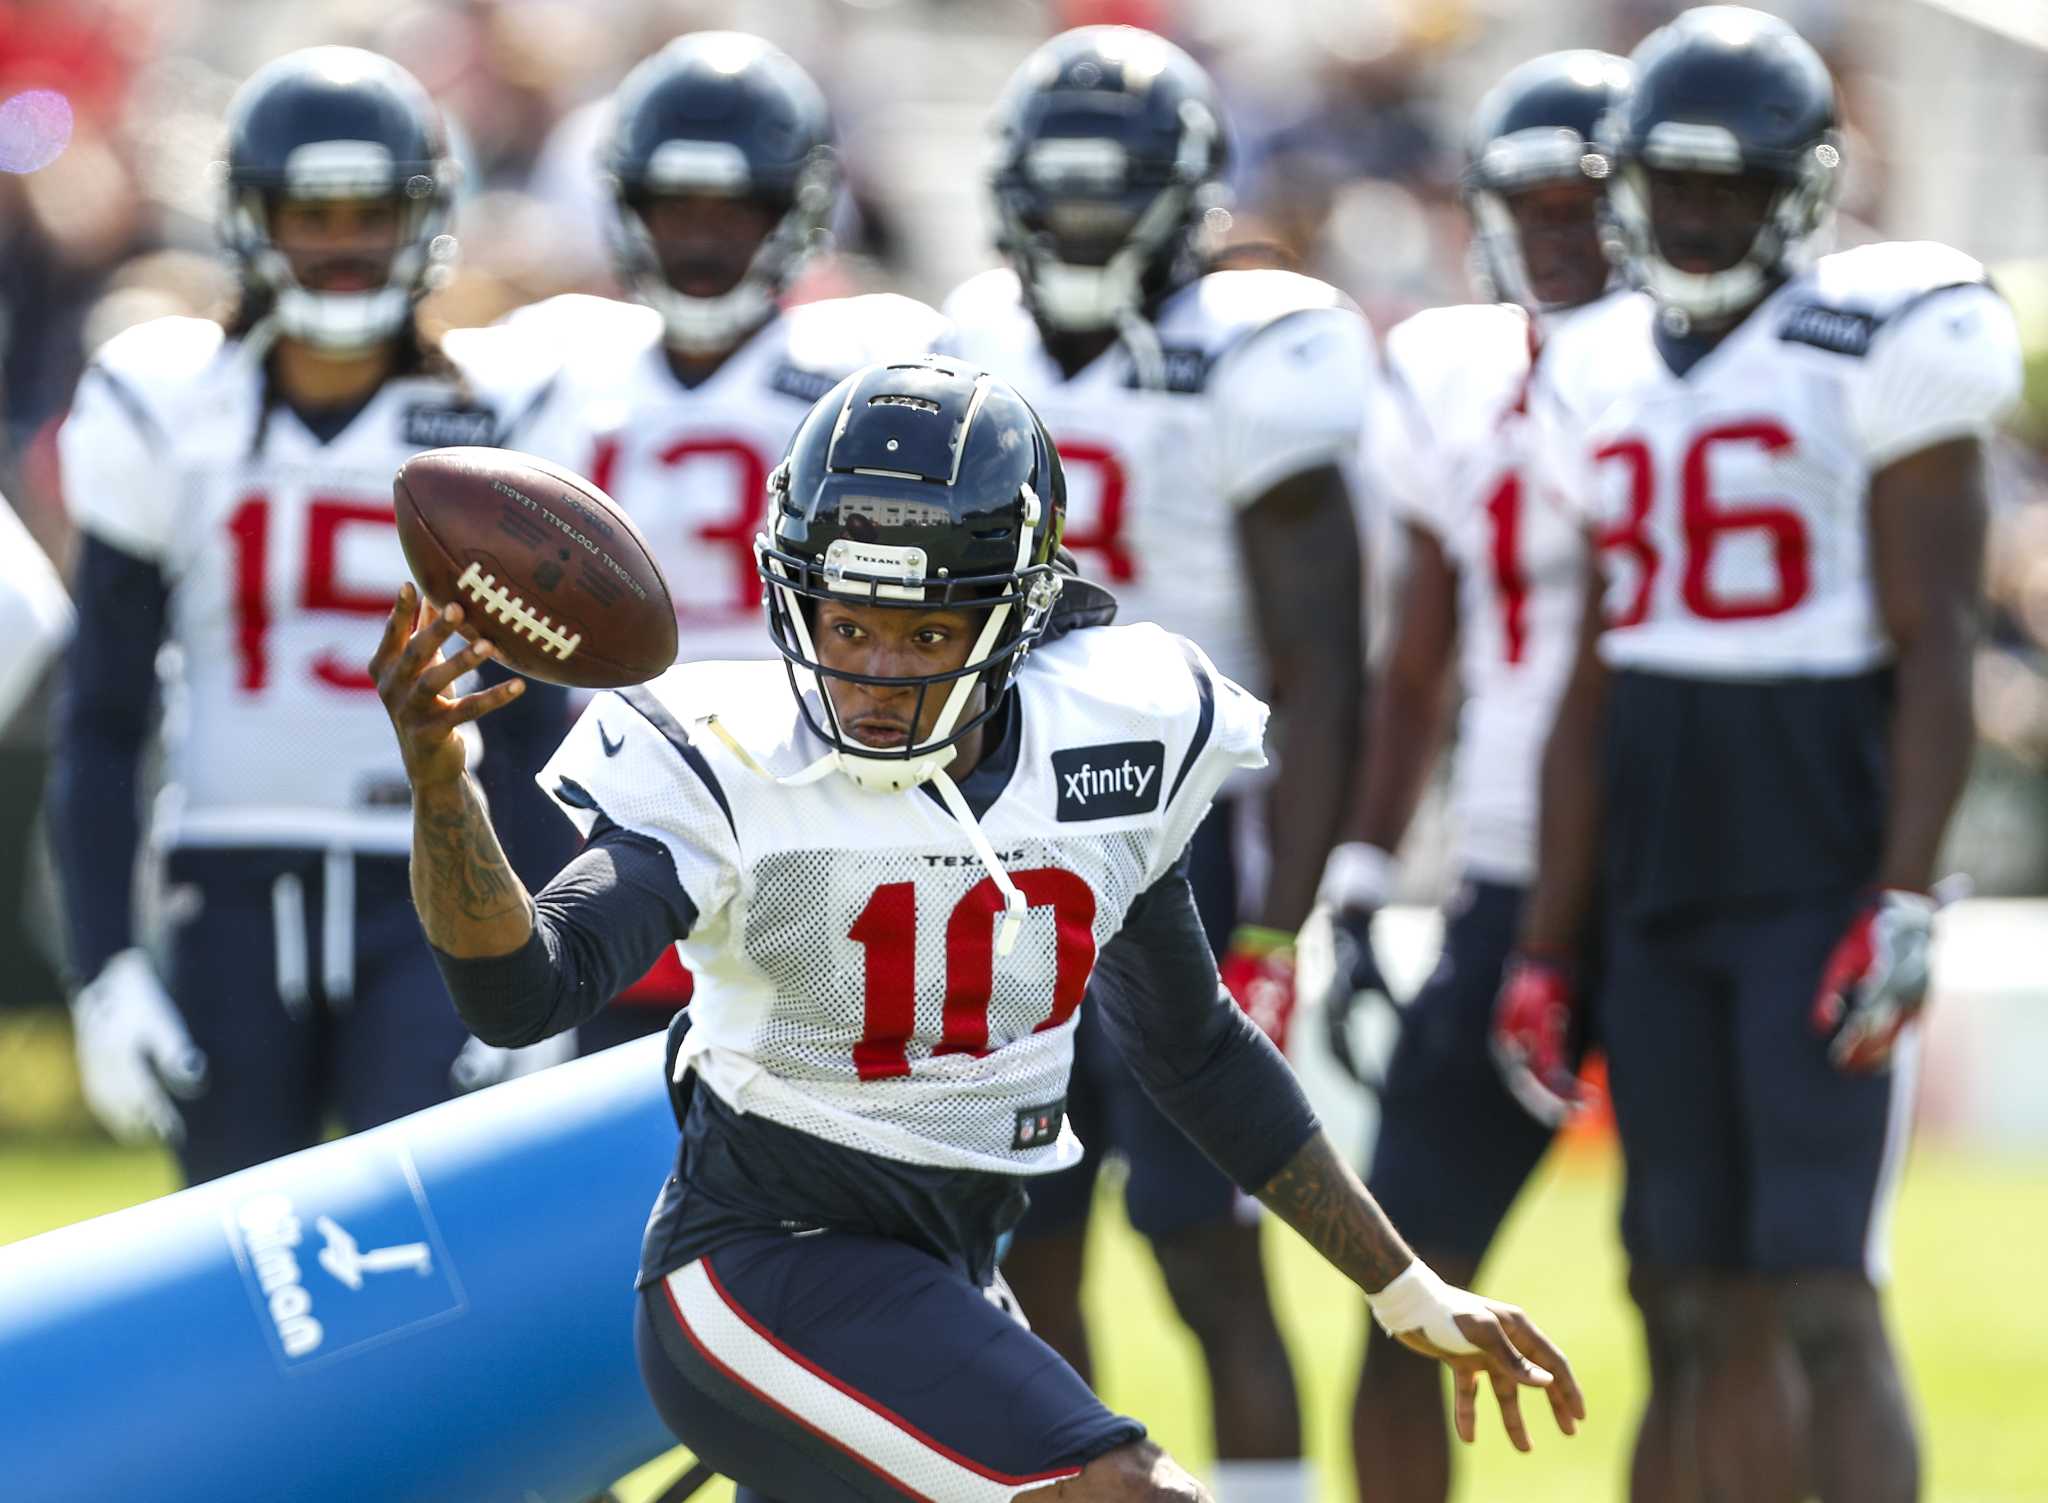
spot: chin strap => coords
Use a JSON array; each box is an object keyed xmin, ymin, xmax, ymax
[
  {"xmin": 1114, "ymin": 307, "xmax": 1168, "ymax": 391},
  {"xmin": 697, "ymin": 715, "xmax": 1027, "ymax": 957},
  {"xmin": 930, "ymin": 766, "xmax": 1027, "ymax": 957}
]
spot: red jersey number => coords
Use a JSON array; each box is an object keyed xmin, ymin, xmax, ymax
[
  {"xmin": 847, "ymin": 869, "xmax": 1100, "ymax": 1081},
  {"xmin": 1053, "ymin": 442, "xmax": 1137, "ymax": 585},
  {"xmin": 1592, "ymin": 421, "xmax": 1809, "ymax": 628},
  {"xmin": 228, "ymin": 495, "xmax": 397, "ymax": 694},
  {"xmin": 591, "ymin": 433, "xmax": 771, "ymax": 624}
]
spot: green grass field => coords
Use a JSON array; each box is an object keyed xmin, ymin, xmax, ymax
[{"xmin": 5, "ymin": 1137, "xmax": 2045, "ymax": 1501}]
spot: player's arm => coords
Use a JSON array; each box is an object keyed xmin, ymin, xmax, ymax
[
  {"xmin": 1870, "ymin": 458, "xmax": 1988, "ymax": 889},
  {"xmin": 1812, "ymin": 282, "xmax": 2020, "ymax": 1070},
  {"xmin": 1349, "ymin": 521, "xmax": 1458, "ymax": 860},
  {"xmin": 1236, "ymin": 459, "xmax": 1365, "ymax": 929},
  {"xmin": 373, "ymin": 586, "xmax": 696, "ymax": 1045},
  {"xmin": 1491, "ymin": 556, "xmax": 1607, "ymax": 1124},
  {"xmin": 1091, "ymin": 862, "xmax": 1584, "ymax": 1449}
]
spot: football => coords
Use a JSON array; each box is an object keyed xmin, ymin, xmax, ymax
[{"xmin": 393, "ymin": 447, "xmax": 678, "ymax": 689}]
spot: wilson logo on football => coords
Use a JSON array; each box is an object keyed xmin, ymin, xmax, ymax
[{"xmin": 455, "ymin": 560, "xmax": 583, "ymax": 661}]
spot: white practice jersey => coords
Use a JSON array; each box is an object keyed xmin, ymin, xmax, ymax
[
  {"xmin": 941, "ymin": 269, "xmax": 1375, "ymax": 696},
  {"xmin": 58, "ymin": 316, "xmax": 560, "ymax": 852},
  {"xmin": 540, "ymin": 623, "xmax": 1266, "ymax": 1175},
  {"xmin": 0, "ymin": 490, "xmax": 72, "ymax": 726},
  {"xmin": 514, "ymin": 293, "xmax": 949, "ymax": 665},
  {"xmin": 1536, "ymin": 243, "xmax": 2024, "ymax": 679},
  {"xmin": 1372, "ymin": 301, "xmax": 1593, "ymax": 883}
]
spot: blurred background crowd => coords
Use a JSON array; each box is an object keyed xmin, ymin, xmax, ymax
[{"xmin": 1, "ymin": 0, "xmax": 2045, "ymax": 1005}]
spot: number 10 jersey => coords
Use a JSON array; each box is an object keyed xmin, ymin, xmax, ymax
[{"xmin": 538, "ymin": 622, "xmax": 1267, "ymax": 1175}]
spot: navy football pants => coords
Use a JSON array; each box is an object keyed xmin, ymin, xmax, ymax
[
  {"xmin": 637, "ymin": 1230, "xmax": 1143, "ymax": 1501},
  {"xmin": 162, "ymin": 847, "xmax": 474, "ymax": 1185},
  {"xmin": 1602, "ymin": 894, "xmax": 1916, "ymax": 1275}
]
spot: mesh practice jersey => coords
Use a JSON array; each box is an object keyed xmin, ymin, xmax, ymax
[
  {"xmin": 0, "ymin": 490, "xmax": 71, "ymax": 726},
  {"xmin": 57, "ymin": 316, "xmax": 561, "ymax": 852},
  {"xmin": 940, "ymin": 268, "xmax": 1375, "ymax": 696},
  {"xmin": 1536, "ymin": 242, "xmax": 2023, "ymax": 679},
  {"xmin": 1371, "ymin": 300, "xmax": 1594, "ymax": 882},
  {"xmin": 513, "ymin": 293, "xmax": 949, "ymax": 665},
  {"xmin": 539, "ymin": 622, "xmax": 1267, "ymax": 1175}
]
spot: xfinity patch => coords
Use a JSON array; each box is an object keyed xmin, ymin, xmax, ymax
[
  {"xmin": 402, "ymin": 402, "xmax": 499, "ymax": 448},
  {"xmin": 1013, "ymin": 1099, "xmax": 1066, "ymax": 1151},
  {"xmin": 770, "ymin": 363, "xmax": 840, "ymax": 404},
  {"xmin": 1778, "ymin": 303, "xmax": 1875, "ymax": 357},
  {"xmin": 1053, "ymin": 740, "xmax": 1165, "ymax": 821},
  {"xmin": 226, "ymin": 1142, "xmax": 464, "ymax": 1373},
  {"xmin": 1122, "ymin": 347, "xmax": 1211, "ymax": 393}
]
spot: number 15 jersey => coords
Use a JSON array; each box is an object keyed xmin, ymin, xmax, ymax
[{"xmin": 538, "ymin": 622, "xmax": 1266, "ymax": 1176}]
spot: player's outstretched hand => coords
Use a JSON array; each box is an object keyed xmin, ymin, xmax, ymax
[
  {"xmin": 1371, "ymin": 1263, "xmax": 1585, "ymax": 1451},
  {"xmin": 370, "ymin": 583, "xmax": 525, "ymax": 789}
]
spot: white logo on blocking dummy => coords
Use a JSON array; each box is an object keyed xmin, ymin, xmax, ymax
[{"xmin": 315, "ymin": 1214, "xmax": 434, "ymax": 1290}]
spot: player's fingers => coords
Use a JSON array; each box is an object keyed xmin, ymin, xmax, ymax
[
  {"xmin": 1496, "ymin": 1307, "xmax": 1584, "ymax": 1429},
  {"xmin": 416, "ymin": 635, "xmax": 497, "ymax": 697},
  {"xmin": 1458, "ymin": 1311, "xmax": 1554, "ymax": 1389},
  {"xmin": 396, "ymin": 601, "xmax": 464, "ymax": 682},
  {"xmin": 1489, "ymin": 1366, "xmax": 1534, "ymax": 1452},
  {"xmin": 370, "ymin": 584, "xmax": 416, "ymax": 680},
  {"xmin": 1452, "ymin": 1364, "xmax": 1479, "ymax": 1446},
  {"xmin": 429, "ymin": 677, "xmax": 525, "ymax": 732}
]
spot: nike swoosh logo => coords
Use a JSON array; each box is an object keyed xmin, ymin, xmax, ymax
[{"xmin": 598, "ymin": 723, "xmax": 624, "ymax": 757}]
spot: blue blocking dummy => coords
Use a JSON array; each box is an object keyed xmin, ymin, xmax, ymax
[{"xmin": 0, "ymin": 1035, "xmax": 681, "ymax": 1503}]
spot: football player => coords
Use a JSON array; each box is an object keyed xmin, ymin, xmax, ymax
[
  {"xmin": 1318, "ymin": 50, "xmax": 1628, "ymax": 1503},
  {"xmin": 52, "ymin": 47, "xmax": 575, "ymax": 1183},
  {"xmin": 374, "ymin": 358, "xmax": 1582, "ymax": 1501},
  {"xmin": 1500, "ymin": 10, "xmax": 2023, "ymax": 1501},
  {"xmin": 505, "ymin": 31, "xmax": 948, "ymax": 1057},
  {"xmin": 939, "ymin": 30, "xmax": 1371, "ymax": 1497}
]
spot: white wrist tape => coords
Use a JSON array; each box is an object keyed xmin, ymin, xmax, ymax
[
  {"xmin": 1321, "ymin": 843, "xmax": 1397, "ymax": 912},
  {"xmin": 1367, "ymin": 1260, "xmax": 1481, "ymax": 1354}
]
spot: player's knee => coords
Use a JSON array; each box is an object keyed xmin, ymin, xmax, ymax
[
  {"xmin": 1153, "ymin": 1227, "xmax": 1279, "ymax": 1356},
  {"xmin": 1629, "ymin": 1267, "xmax": 1715, "ymax": 1384},
  {"xmin": 1777, "ymin": 1271, "xmax": 1888, "ymax": 1378},
  {"xmin": 1057, "ymin": 1440, "xmax": 1212, "ymax": 1502}
]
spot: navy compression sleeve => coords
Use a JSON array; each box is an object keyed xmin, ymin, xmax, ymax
[
  {"xmin": 431, "ymin": 819, "xmax": 697, "ymax": 1047},
  {"xmin": 1089, "ymin": 865, "xmax": 1321, "ymax": 1192},
  {"xmin": 50, "ymin": 532, "xmax": 167, "ymax": 981}
]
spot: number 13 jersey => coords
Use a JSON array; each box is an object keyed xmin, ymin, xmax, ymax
[{"xmin": 538, "ymin": 622, "xmax": 1267, "ymax": 1175}]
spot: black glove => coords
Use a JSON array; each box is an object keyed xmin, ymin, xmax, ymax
[{"xmin": 1324, "ymin": 906, "xmax": 1397, "ymax": 1089}]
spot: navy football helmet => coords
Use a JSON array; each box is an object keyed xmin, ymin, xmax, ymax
[
  {"xmin": 758, "ymin": 360, "xmax": 1066, "ymax": 795},
  {"xmin": 1602, "ymin": 6, "xmax": 1841, "ymax": 324},
  {"xmin": 220, "ymin": 47, "xmax": 456, "ymax": 351},
  {"xmin": 988, "ymin": 26, "xmax": 1229, "ymax": 338},
  {"xmin": 604, "ymin": 33, "xmax": 836, "ymax": 353},
  {"xmin": 1463, "ymin": 50, "xmax": 1631, "ymax": 314}
]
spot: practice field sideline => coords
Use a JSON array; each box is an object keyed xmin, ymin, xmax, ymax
[{"xmin": 3, "ymin": 1139, "xmax": 2043, "ymax": 1501}]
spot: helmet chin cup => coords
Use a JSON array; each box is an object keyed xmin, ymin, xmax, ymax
[
  {"xmin": 640, "ymin": 273, "xmax": 779, "ymax": 354},
  {"xmin": 270, "ymin": 285, "xmax": 412, "ymax": 351},
  {"xmin": 1025, "ymin": 250, "xmax": 1147, "ymax": 332}
]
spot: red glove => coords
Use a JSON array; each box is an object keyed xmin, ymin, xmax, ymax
[
  {"xmin": 1490, "ymin": 949, "xmax": 1586, "ymax": 1127},
  {"xmin": 1811, "ymin": 889, "xmax": 1937, "ymax": 1073},
  {"xmin": 1221, "ymin": 925, "xmax": 1298, "ymax": 1053}
]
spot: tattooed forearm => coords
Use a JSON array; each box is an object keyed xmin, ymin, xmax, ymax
[
  {"xmin": 410, "ymin": 773, "xmax": 535, "ymax": 957},
  {"xmin": 1257, "ymin": 1131, "xmax": 1415, "ymax": 1294}
]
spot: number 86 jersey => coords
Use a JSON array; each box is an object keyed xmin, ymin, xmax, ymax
[
  {"xmin": 538, "ymin": 622, "xmax": 1267, "ymax": 1175},
  {"xmin": 1537, "ymin": 241, "xmax": 2023, "ymax": 679}
]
